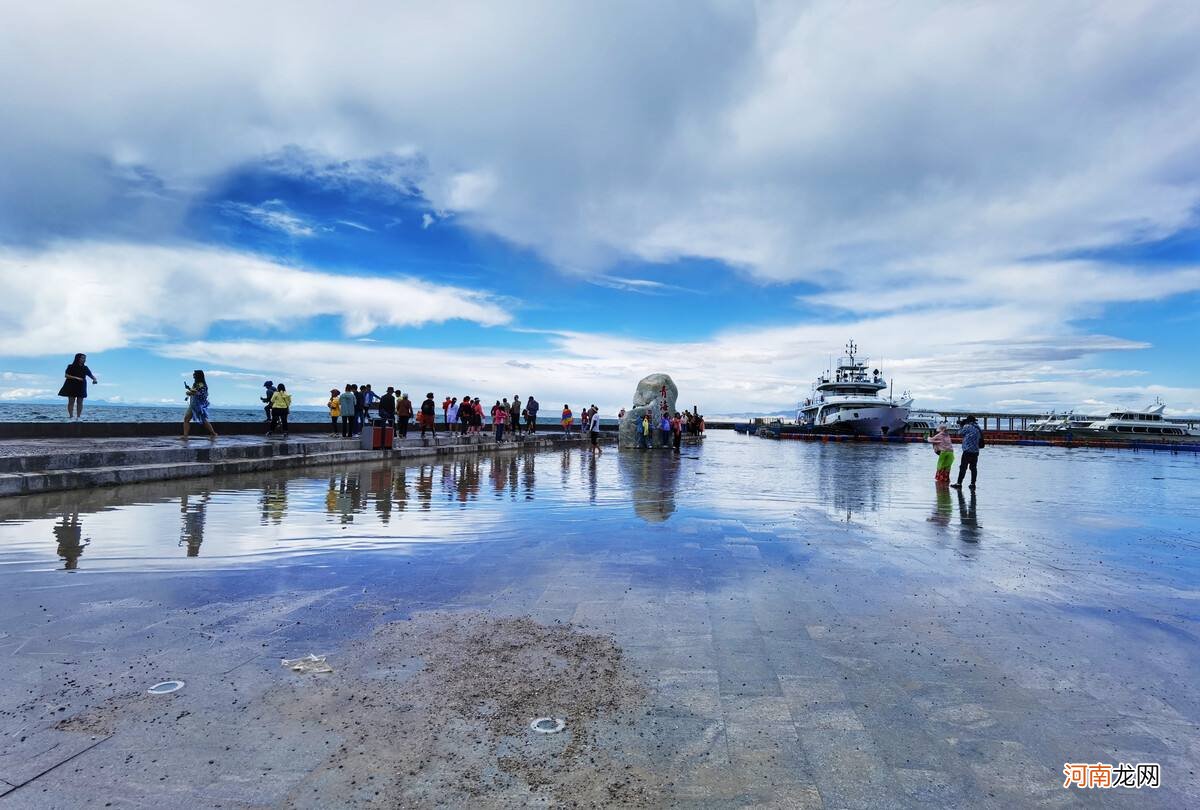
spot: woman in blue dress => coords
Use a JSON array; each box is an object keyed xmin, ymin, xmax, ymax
[{"xmin": 182, "ymin": 370, "xmax": 218, "ymax": 441}]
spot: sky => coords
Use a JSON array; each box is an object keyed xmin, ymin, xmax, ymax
[{"xmin": 1, "ymin": 1, "xmax": 1199, "ymax": 416}]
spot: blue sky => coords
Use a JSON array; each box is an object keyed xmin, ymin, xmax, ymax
[{"xmin": 1, "ymin": 2, "xmax": 1198, "ymax": 416}]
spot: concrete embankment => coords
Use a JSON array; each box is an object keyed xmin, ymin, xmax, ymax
[{"xmin": 0, "ymin": 433, "xmax": 604, "ymax": 497}]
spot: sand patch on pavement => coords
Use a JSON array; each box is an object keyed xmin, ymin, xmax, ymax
[{"xmin": 275, "ymin": 611, "xmax": 660, "ymax": 808}]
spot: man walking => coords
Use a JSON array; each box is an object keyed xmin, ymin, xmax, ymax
[{"xmin": 951, "ymin": 415, "xmax": 984, "ymax": 490}]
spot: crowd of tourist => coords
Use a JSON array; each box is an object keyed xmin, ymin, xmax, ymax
[
  {"xmin": 316, "ymin": 384, "xmax": 561, "ymax": 443},
  {"xmin": 53, "ymin": 352, "xmax": 709, "ymax": 448}
]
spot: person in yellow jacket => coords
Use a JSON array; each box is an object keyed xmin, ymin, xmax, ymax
[
  {"xmin": 268, "ymin": 383, "xmax": 292, "ymax": 437},
  {"xmin": 327, "ymin": 388, "xmax": 341, "ymax": 436}
]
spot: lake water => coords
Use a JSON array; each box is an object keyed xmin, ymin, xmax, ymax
[{"xmin": 1, "ymin": 434, "xmax": 1196, "ymax": 806}]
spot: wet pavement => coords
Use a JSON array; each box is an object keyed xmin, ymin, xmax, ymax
[{"xmin": 0, "ymin": 435, "xmax": 1196, "ymax": 807}]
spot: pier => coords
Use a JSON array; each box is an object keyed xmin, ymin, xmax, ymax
[
  {"xmin": 932, "ymin": 409, "xmax": 1200, "ymax": 432},
  {"xmin": 758, "ymin": 425, "xmax": 1200, "ymax": 453}
]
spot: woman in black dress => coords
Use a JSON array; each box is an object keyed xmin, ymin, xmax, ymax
[{"xmin": 57, "ymin": 353, "xmax": 98, "ymax": 420}]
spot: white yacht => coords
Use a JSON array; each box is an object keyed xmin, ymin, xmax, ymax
[
  {"xmin": 1028, "ymin": 411, "xmax": 1063, "ymax": 432},
  {"xmin": 1076, "ymin": 400, "xmax": 1200, "ymax": 440},
  {"xmin": 797, "ymin": 341, "xmax": 911, "ymax": 437},
  {"xmin": 904, "ymin": 411, "xmax": 944, "ymax": 433},
  {"xmin": 1029, "ymin": 410, "xmax": 1094, "ymax": 433}
]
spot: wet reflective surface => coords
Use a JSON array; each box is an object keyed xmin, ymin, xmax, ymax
[
  {"xmin": 1, "ymin": 435, "xmax": 1196, "ymax": 587},
  {"xmin": 0, "ymin": 434, "xmax": 1197, "ymax": 806}
]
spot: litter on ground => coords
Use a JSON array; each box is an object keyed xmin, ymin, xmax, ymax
[{"xmin": 282, "ymin": 654, "xmax": 333, "ymax": 674}]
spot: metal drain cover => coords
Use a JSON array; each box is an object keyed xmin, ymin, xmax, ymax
[
  {"xmin": 147, "ymin": 680, "xmax": 185, "ymax": 695},
  {"xmin": 529, "ymin": 717, "xmax": 566, "ymax": 734}
]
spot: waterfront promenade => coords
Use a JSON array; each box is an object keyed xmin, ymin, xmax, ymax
[{"xmin": 0, "ymin": 435, "xmax": 1195, "ymax": 806}]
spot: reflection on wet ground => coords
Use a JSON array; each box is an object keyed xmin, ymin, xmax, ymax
[{"xmin": 0, "ymin": 435, "xmax": 1197, "ymax": 806}]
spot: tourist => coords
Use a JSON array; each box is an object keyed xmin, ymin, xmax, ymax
[
  {"xmin": 182, "ymin": 370, "xmax": 218, "ymax": 441},
  {"xmin": 459, "ymin": 395, "xmax": 473, "ymax": 434},
  {"xmin": 267, "ymin": 383, "xmax": 291, "ymax": 437},
  {"xmin": 930, "ymin": 423, "xmax": 954, "ymax": 485},
  {"xmin": 951, "ymin": 415, "xmax": 984, "ymax": 490},
  {"xmin": 57, "ymin": 352, "xmax": 98, "ymax": 420},
  {"xmin": 327, "ymin": 388, "xmax": 341, "ymax": 436},
  {"xmin": 471, "ymin": 397, "xmax": 483, "ymax": 435},
  {"xmin": 659, "ymin": 412, "xmax": 672, "ymax": 448},
  {"xmin": 339, "ymin": 386, "xmax": 357, "ymax": 437},
  {"xmin": 379, "ymin": 386, "xmax": 397, "ymax": 427},
  {"xmin": 510, "ymin": 396, "xmax": 523, "ymax": 438},
  {"xmin": 260, "ymin": 380, "xmax": 275, "ymax": 423},
  {"xmin": 526, "ymin": 395, "xmax": 539, "ymax": 434},
  {"xmin": 671, "ymin": 411, "xmax": 682, "ymax": 451},
  {"xmin": 589, "ymin": 407, "xmax": 602, "ymax": 452},
  {"xmin": 442, "ymin": 395, "xmax": 452, "ymax": 427},
  {"xmin": 420, "ymin": 393, "xmax": 436, "ymax": 438},
  {"xmin": 493, "ymin": 400, "xmax": 507, "ymax": 442},
  {"xmin": 639, "ymin": 413, "xmax": 651, "ymax": 449},
  {"xmin": 562, "ymin": 405, "xmax": 574, "ymax": 436},
  {"xmin": 397, "ymin": 392, "xmax": 413, "ymax": 437},
  {"xmin": 353, "ymin": 384, "xmax": 367, "ymax": 434},
  {"xmin": 447, "ymin": 397, "xmax": 460, "ymax": 433}
]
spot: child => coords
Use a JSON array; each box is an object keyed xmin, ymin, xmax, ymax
[
  {"xmin": 930, "ymin": 424, "xmax": 954, "ymax": 484},
  {"xmin": 327, "ymin": 388, "xmax": 341, "ymax": 436}
]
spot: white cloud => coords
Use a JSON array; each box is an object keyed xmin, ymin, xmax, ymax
[
  {"xmin": 0, "ymin": 242, "xmax": 511, "ymax": 356},
  {"xmin": 4, "ymin": 1, "xmax": 1197, "ymax": 286},
  {"xmin": 220, "ymin": 199, "xmax": 316, "ymax": 237},
  {"xmin": 155, "ymin": 307, "xmax": 1200, "ymax": 416},
  {"xmin": 587, "ymin": 275, "xmax": 694, "ymax": 295},
  {"xmin": 421, "ymin": 213, "xmax": 435, "ymax": 229},
  {"xmin": 0, "ymin": 387, "xmax": 51, "ymax": 400}
]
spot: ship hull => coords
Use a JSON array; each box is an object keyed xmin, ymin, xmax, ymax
[
  {"xmin": 1058, "ymin": 428, "xmax": 1200, "ymax": 444},
  {"xmin": 801, "ymin": 404, "xmax": 910, "ymax": 437}
]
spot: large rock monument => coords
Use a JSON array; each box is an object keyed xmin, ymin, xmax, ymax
[{"xmin": 618, "ymin": 373, "xmax": 678, "ymax": 449}]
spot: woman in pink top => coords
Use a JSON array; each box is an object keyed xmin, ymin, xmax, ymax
[
  {"xmin": 493, "ymin": 401, "xmax": 507, "ymax": 442},
  {"xmin": 930, "ymin": 424, "xmax": 954, "ymax": 484}
]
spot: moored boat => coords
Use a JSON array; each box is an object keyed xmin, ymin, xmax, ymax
[
  {"xmin": 1068, "ymin": 400, "xmax": 1200, "ymax": 442},
  {"xmin": 796, "ymin": 341, "xmax": 910, "ymax": 437}
]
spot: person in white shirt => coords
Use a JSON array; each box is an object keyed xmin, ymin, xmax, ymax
[{"xmin": 589, "ymin": 409, "xmax": 603, "ymax": 453}]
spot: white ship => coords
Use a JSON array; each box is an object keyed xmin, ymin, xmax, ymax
[
  {"xmin": 904, "ymin": 411, "xmax": 944, "ymax": 433},
  {"xmin": 797, "ymin": 341, "xmax": 911, "ymax": 437},
  {"xmin": 1075, "ymin": 400, "xmax": 1200, "ymax": 439},
  {"xmin": 1029, "ymin": 410, "xmax": 1094, "ymax": 433}
]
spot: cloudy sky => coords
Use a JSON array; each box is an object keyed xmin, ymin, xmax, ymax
[{"xmin": 2, "ymin": 1, "xmax": 1199, "ymax": 415}]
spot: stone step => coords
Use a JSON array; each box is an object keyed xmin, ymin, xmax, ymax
[
  {"xmin": 0, "ymin": 435, "xmax": 599, "ymax": 496},
  {"xmin": 0, "ymin": 449, "xmax": 379, "ymax": 496},
  {"xmin": 0, "ymin": 437, "xmax": 363, "ymax": 474}
]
